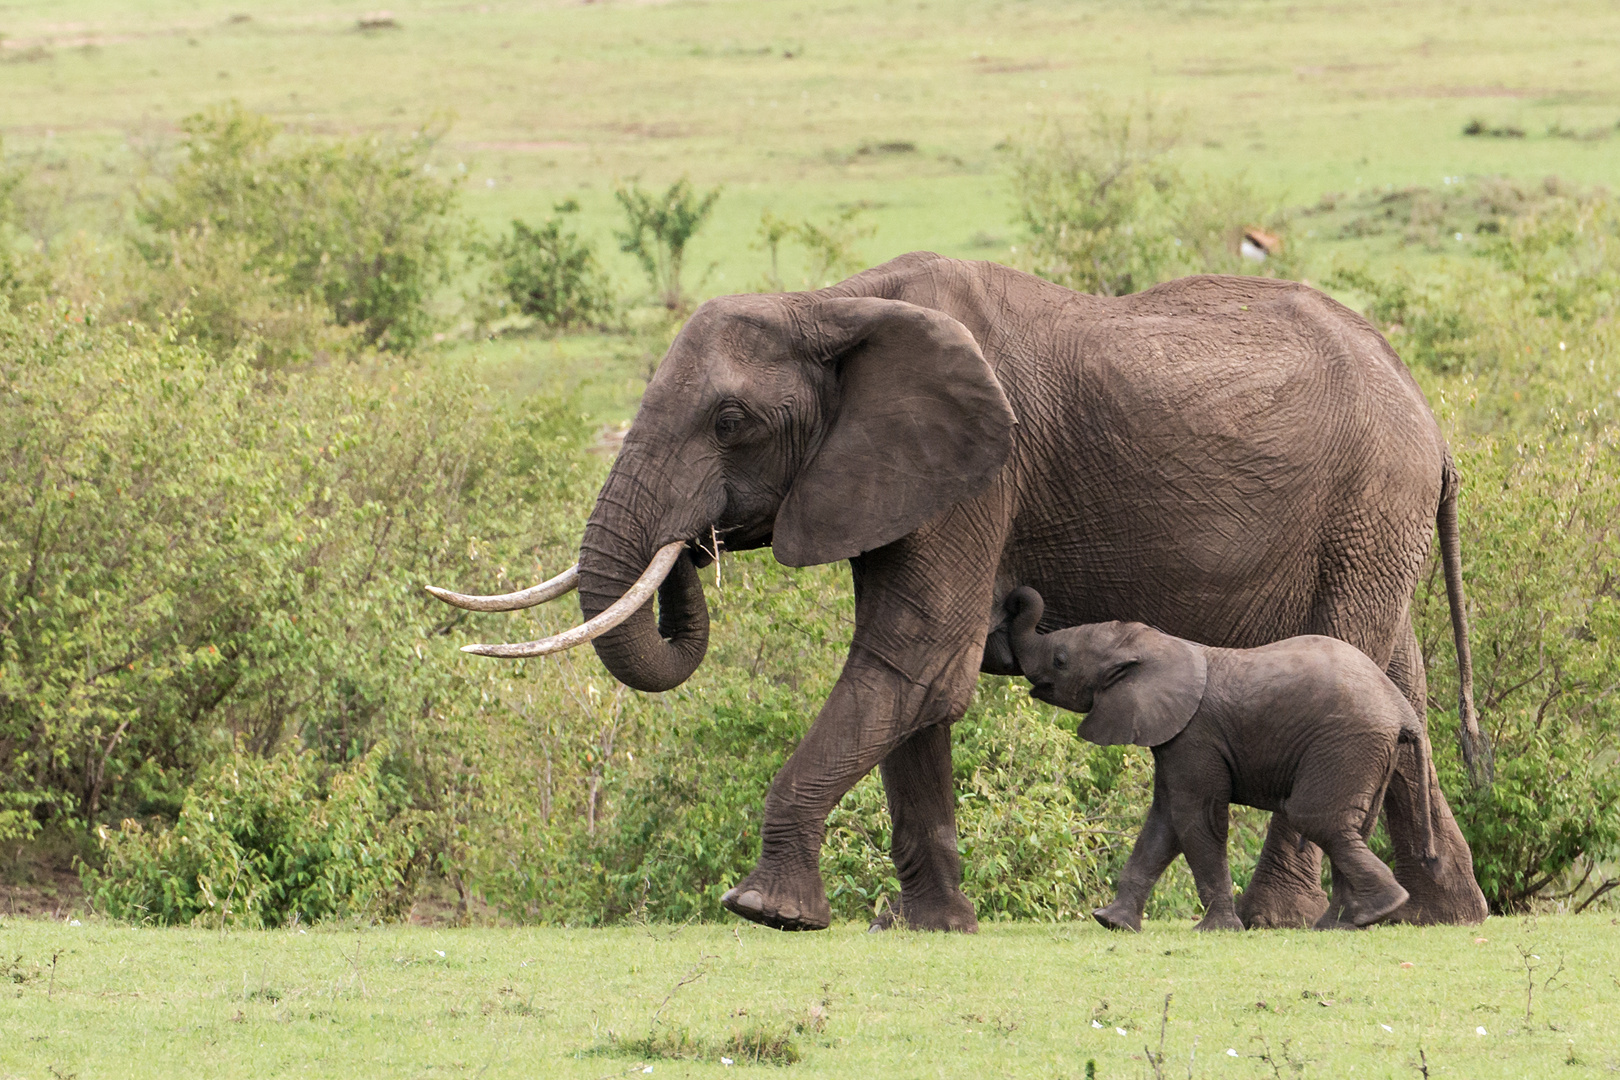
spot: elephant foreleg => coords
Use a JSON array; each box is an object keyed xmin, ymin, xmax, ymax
[
  {"xmin": 870, "ymin": 724, "xmax": 978, "ymax": 932},
  {"xmin": 722, "ymin": 638, "xmax": 980, "ymax": 931},
  {"xmin": 1094, "ymin": 776, "xmax": 1181, "ymax": 932}
]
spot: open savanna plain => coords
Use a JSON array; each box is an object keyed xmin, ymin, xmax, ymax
[
  {"xmin": 6, "ymin": 0, "xmax": 1620, "ymax": 419},
  {"xmin": 3, "ymin": 916, "xmax": 1620, "ymax": 1079},
  {"xmin": 5, "ymin": 0, "xmax": 1620, "ymax": 374}
]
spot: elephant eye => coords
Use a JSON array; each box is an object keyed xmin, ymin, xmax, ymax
[
  {"xmin": 1052, "ymin": 652, "xmax": 1067, "ymax": 669},
  {"xmin": 714, "ymin": 405, "xmax": 747, "ymax": 443}
]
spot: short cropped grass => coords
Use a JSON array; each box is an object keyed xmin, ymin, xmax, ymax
[{"xmin": 2, "ymin": 914, "xmax": 1617, "ymax": 1078}]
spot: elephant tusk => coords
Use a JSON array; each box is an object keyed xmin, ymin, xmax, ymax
[
  {"xmin": 459, "ymin": 542, "xmax": 687, "ymax": 659},
  {"xmin": 425, "ymin": 564, "xmax": 579, "ymax": 612}
]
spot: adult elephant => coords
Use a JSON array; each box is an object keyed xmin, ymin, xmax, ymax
[{"xmin": 428, "ymin": 252, "xmax": 1489, "ymax": 932}]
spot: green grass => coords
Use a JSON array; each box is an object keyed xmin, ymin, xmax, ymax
[
  {"xmin": 2, "ymin": 915, "xmax": 1618, "ymax": 1077},
  {"xmin": 8, "ymin": 0, "xmax": 1620, "ymax": 423},
  {"xmin": 6, "ymin": 0, "xmax": 1620, "ymax": 291}
]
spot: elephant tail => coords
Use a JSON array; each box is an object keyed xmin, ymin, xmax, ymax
[
  {"xmin": 1397, "ymin": 717, "xmax": 1440, "ymax": 869},
  {"xmin": 1439, "ymin": 452, "xmax": 1491, "ymax": 787}
]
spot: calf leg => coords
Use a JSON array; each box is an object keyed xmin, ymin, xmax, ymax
[
  {"xmin": 1289, "ymin": 742, "xmax": 1409, "ymax": 930},
  {"xmin": 1094, "ymin": 775, "xmax": 1181, "ymax": 932},
  {"xmin": 1170, "ymin": 794, "xmax": 1244, "ymax": 931}
]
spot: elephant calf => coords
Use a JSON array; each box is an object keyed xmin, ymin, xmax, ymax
[{"xmin": 1004, "ymin": 587, "xmax": 1437, "ymax": 931}]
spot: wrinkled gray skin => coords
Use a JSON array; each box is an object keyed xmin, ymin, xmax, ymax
[
  {"xmin": 1004, "ymin": 587, "xmax": 1437, "ymax": 932},
  {"xmin": 573, "ymin": 252, "xmax": 1486, "ymax": 933}
]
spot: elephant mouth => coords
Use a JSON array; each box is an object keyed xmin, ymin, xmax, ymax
[{"xmin": 1029, "ymin": 680, "xmax": 1056, "ymax": 704}]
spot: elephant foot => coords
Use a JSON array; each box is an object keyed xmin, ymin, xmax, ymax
[
  {"xmin": 722, "ymin": 872, "xmax": 831, "ymax": 932},
  {"xmin": 1193, "ymin": 910, "xmax": 1245, "ymax": 932},
  {"xmin": 1314, "ymin": 882, "xmax": 1410, "ymax": 930},
  {"xmin": 1381, "ymin": 756, "xmax": 1488, "ymax": 926},
  {"xmin": 866, "ymin": 891, "xmax": 978, "ymax": 933},
  {"xmin": 1091, "ymin": 902, "xmax": 1143, "ymax": 933}
]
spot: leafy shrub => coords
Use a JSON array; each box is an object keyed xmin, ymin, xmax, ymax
[
  {"xmin": 614, "ymin": 177, "xmax": 721, "ymax": 309},
  {"xmin": 88, "ymin": 747, "xmax": 416, "ymax": 926},
  {"xmin": 754, "ymin": 206, "xmax": 876, "ymax": 291},
  {"xmin": 1415, "ymin": 431, "xmax": 1620, "ymax": 912},
  {"xmin": 0, "ymin": 150, "xmax": 47, "ymax": 308},
  {"xmin": 1011, "ymin": 102, "xmax": 1296, "ymax": 295},
  {"xmin": 486, "ymin": 201, "xmax": 616, "ymax": 331},
  {"xmin": 136, "ymin": 103, "xmax": 463, "ymax": 356},
  {"xmin": 1324, "ymin": 266, "xmax": 1475, "ymax": 374},
  {"xmin": 0, "ymin": 296, "xmax": 597, "ymax": 895},
  {"xmin": 1333, "ymin": 195, "xmax": 1620, "ymax": 912},
  {"xmin": 1480, "ymin": 192, "xmax": 1620, "ymax": 325}
]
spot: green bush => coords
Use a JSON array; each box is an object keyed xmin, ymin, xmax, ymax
[
  {"xmin": 0, "ymin": 148, "xmax": 47, "ymax": 308},
  {"xmin": 1011, "ymin": 102, "xmax": 1296, "ymax": 295},
  {"xmin": 754, "ymin": 206, "xmax": 876, "ymax": 291},
  {"xmin": 1333, "ymin": 193, "xmax": 1620, "ymax": 912},
  {"xmin": 486, "ymin": 201, "xmax": 616, "ymax": 331},
  {"xmin": 87, "ymin": 747, "xmax": 415, "ymax": 927},
  {"xmin": 0, "ymin": 295, "xmax": 599, "ymax": 908},
  {"xmin": 1415, "ymin": 431, "xmax": 1620, "ymax": 912},
  {"xmin": 136, "ymin": 103, "xmax": 463, "ymax": 356},
  {"xmin": 614, "ymin": 177, "xmax": 721, "ymax": 310}
]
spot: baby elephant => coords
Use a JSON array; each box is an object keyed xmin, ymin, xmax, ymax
[{"xmin": 1004, "ymin": 587, "xmax": 1437, "ymax": 931}]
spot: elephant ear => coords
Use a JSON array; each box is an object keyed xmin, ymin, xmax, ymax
[
  {"xmin": 1078, "ymin": 624, "xmax": 1209, "ymax": 748},
  {"xmin": 772, "ymin": 297, "xmax": 1016, "ymax": 567}
]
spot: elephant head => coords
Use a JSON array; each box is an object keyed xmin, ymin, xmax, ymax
[
  {"xmin": 427, "ymin": 293, "xmax": 1017, "ymax": 691},
  {"xmin": 1004, "ymin": 586, "xmax": 1207, "ymax": 747}
]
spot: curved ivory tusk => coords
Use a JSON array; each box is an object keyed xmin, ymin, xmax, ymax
[
  {"xmin": 459, "ymin": 542, "xmax": 686, "ymax": 659},
  {"xmin": 424, "ymin": 564, "xmax": 579, "ymax": 612}
]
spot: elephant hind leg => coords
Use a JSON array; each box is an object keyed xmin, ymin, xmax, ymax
[
  {"xmin": 1237, "ymin": 815, "xmax": 1330, "ymax": 929},
  {"xmin": 1380, "ymin": 619, "xmax": 1489, "ymax": 925}
]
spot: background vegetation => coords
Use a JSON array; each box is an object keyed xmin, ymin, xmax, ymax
[{"xmin": 1, "ymin": 0, "xmax": 1619, "ymax": 937}]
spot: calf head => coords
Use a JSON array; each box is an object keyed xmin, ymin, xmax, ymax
[{"xmin": 1003, "ymin": 587, "xmax": 1208, "ymax": 747}]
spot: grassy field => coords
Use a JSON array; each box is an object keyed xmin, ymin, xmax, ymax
[
  {"xmin": 2, "ymin": 915, "xmax": 1618, "ymax": 1078},
  {"xmin": 6, "ymin": 1, "xmax": 1620, "ymax": 423},
  {"xmin": 6, "ymin": 0, "xmax": 1620, "ymax": 300}
]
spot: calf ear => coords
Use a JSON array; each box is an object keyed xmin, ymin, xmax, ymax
[
  {"xmin": 1078, "ymin": 626, "xmax": 1208, "ymax": 748},
  {"xmin": 772, "ymin": 297, "xmax": 1016, "ymax": 567}
]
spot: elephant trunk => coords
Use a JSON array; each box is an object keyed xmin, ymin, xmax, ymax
[
  {"xmin": 576, "ymin": 482, "xmax": 710, "ymax": 694},
  {"xmin": 1004, "ymin": 586, "xmax": 1046, "ymax": 665}
]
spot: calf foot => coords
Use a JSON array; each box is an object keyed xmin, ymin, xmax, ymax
[
  {"xmin": 1347, "ymin": 882, "xmax": 1411, "ymax": 928},
  {"xmin": 1193, "ymin": 910, "xmax": 1245, "ymax": 932},
  {"xmin": 722, "ymin": 870, "xmax": 831, "ymax": 932},
  {"xmin": 1092, "ymin": 901, "xmax": 1143, "ymax": 933}
]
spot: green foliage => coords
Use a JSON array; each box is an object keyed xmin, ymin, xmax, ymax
[
  {"xmin": 1330, "ymin": 196, "xmax": 1620, "ymax": 912},
  {"xmin": 1324, "ymin": 266, "xmax": 1475, "ymax": 373},
  {"xmin": 0, "ymin": 147, "xmax": 48, "ymax": 308},
  {"xmin": 486, "ymin": 201, "xmax": 616, "ymax": 331},
  {"xmin": 1415, "ymin": 432, "xmax": 1620, "ymax": 912},
  {"xmin": 87, "ymin": 747, "xmax": 416, "ymax": 927},
  {"xmin": 136, "ymin": 102, "xmax": 463, "ymax": 357},
  {"xmin": 1011, "ymin": 102, "xmax": 1296, "ymax": 296},
  {"xmin": 0, "ymin": 297, "xmax": 598, "ymax": 911},
  {"xmin": 1480, "ymin": 192, "xmax": 1620, "ymax": 325},
  {"xmin": 613, "ymin": 177, "xmax": 721, "ymax": 310},
  {"xmin": 754, "ymin": 206, "xmax": 876, "ymax": 291}
]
